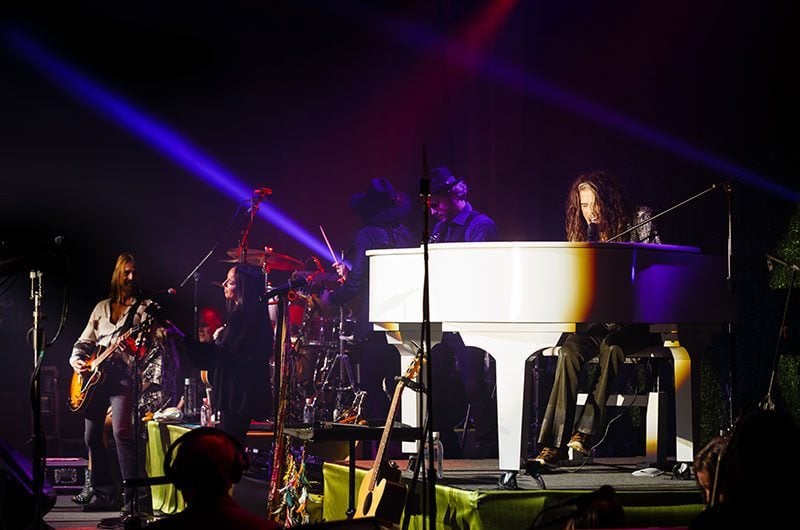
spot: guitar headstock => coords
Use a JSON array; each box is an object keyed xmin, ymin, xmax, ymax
[{"xmin": 403, "ymin": 353, "xmax": 424, "ymax": 382}]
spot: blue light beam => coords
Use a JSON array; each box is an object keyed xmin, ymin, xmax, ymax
[{"xmin": 3, "ymin": 27, "xmax": 331, "ymax": 258}]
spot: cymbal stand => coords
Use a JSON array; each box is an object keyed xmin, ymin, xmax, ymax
[{"xmin": 315, "ymin": 306, "xmax": 359, "ymax": 421}]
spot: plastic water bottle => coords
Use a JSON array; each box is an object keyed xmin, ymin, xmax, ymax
[
  {"xmin": 303, "ymin": 398, "xmax": 315, "ymax": 424},
  {"xmin": 184, "ymin": 377, "xmax": 197, "ymax": 418},
  {"xmin": 200, "ymin": 397, "xmax": 211, "ymax": 427},
  {"xmin": 423, "ymin": 431, "xmax": 444, "ymax": 479}
]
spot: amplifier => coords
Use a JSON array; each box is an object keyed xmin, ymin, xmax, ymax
[{"xmin": 45, "ymin": 457, "xmax": 87, "ymax": 491}]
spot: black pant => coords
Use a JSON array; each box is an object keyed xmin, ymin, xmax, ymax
[
  {"xmin": 537, "ymin": 324, "xmax": 658, "ymax": 449},
  {"xmin": 83, "ymin": 364, "xmax": 141, "ymax": 507}
]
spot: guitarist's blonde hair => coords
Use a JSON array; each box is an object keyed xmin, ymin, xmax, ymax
[{"xmin": 109, "ymin": 252, "xmax": 137, "ymax": 303}]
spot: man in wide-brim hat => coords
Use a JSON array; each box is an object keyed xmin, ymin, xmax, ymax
[
  {"xmin": 349, "ymin": 177, "xmax": 411, "ymax": 225},
  {"xmin": 321, "ymin": 177, "xmax": 415, "ymax": 422}
]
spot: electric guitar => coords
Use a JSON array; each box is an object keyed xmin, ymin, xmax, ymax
[
  {"xmin": 354, "ymin": 354, "xmax": 422, "ymax": 522},
  {"xmin": 67, "ymin": 323, "xmax": 144, "ymax": 412}
]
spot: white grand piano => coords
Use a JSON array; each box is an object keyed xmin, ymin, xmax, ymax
[{"xmin": 368, "ymin": 241, "xmax": 734, "ymax": 473}]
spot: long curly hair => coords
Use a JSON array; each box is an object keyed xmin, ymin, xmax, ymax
[{"xmin": 565, "ymin": 171, "xmax": 631, "ymax": 242}]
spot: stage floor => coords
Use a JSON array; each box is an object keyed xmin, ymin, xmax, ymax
[
  {"xmin": 407, "ymin": 456, "xmax": 700, "ymax": 493},
  {"xmin": 42, "ymin": 457, "xmax": 703, "ymax": 529}
]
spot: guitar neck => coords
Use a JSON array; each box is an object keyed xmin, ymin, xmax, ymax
[
  {"xmin": 372, "ymin": 381, "xmax": 404, "ymax": 472},
  {"xmin": 362, "ymin": 354, "xmax": 421, "ymax": 495},
  {"xmin": 92, "ymin": 325, "xmax": 139, "ymax": 368}
]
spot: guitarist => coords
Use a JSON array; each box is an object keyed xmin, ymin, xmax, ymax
[{"xmin": 69, "ymin": 252, "xmax": 155, "ymax": 513}]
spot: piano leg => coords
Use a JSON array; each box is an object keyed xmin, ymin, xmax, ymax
[
  {"xmin": 457, "ymin": 329, "xmax": 566, "ymax": 472},
  {"xmin": 382, "ymin": 323, "xmax": 443, "ymax": 454}
]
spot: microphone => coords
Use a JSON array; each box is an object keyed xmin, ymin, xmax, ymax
[
  {"xmin": 419, "ymin": 144, "xmax": 430, "ymax": 197},
  {"xmin": 259, "ymin": 276, "xmax": 310, "ymax": 301},
  {"xmin": 587, "ymin": 222, "xmax": 599, "ymax": 242},
  {"xmin": 253, "ymin": 187, "xmax": 272, "ymax": 197},
  {"xmin": 138, "ymin": 287, "xmax": 177, "ymax": 298}
]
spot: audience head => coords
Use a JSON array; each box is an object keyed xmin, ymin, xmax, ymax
[
  {"xmin": 693, "ymin": 434, "xmax": 729, "ymax": 506},
  {"xmin": 164, "ymin": 427, "xmax": 249, "ymax": 501},
  {"xmin": 565, "ymin": 485, "xmax": 625, "ymax": 530}
]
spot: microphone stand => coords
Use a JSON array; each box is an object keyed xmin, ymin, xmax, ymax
[
  {"xmin": 418, "ymin": 146, "xmax": 436, "ymax": 530},
  {"xmin": 607, "ymin": 179, "xmax": 733, "ymax": 242},
  {"xmin": 107, "ymin": 310, "xmax": 157, "ymax": 530},
  {"xmin": 179, "ymin": 201, "xmax": 249, "ymax": 336},
  {"xmin": 178, "ymin": 202, "xmax": 248, "ymax": 419},
  {"xmin": 25, "ymin": 269, "xmax": 54, "ymax": 530},
  {"xmin": 607, "ymin": 179, "xmax": 739, "ymax": 428},
  {"xmin": 759, "ymin": 255, "xmax": 799, "ymax": 411}
]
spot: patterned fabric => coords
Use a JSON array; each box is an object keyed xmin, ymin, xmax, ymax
[
  {"xmin": 628, "ymin": 205, "xmax": 661, "ymax": 244},
  {"xmin": 138, "ymin": 330, "xmax": 181, "ymax": 423}
]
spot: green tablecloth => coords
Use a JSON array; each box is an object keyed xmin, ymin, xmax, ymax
[{"xmin": 145, "ymin": 421, "xmax": 191, "ymax": 514}]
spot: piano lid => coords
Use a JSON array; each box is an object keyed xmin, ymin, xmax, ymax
[{"xmin": 368, "ymin": 241, "xmax": 736, "ymax": 325}]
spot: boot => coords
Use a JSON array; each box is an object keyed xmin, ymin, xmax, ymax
[{"xmin": 71, "ymin": 468, "xmax": 95, "ymax": 505}]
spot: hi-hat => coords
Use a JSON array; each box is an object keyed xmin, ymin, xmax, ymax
[{"xmin": 222, "ymin": 248, "xmax": 304, "ymax": 271}]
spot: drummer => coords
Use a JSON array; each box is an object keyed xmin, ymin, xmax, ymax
[{"xmin": 319, "ymin": 178, "xmax": 415, "ymax": 420}]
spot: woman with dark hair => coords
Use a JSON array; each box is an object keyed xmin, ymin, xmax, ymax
[
  {"xmin": 533, "ymin": 171, "xmax": 661, "ymax": 468},
  {"xmin": 179, "ymin": 263, "xmax": 273, "ymax": 446}
]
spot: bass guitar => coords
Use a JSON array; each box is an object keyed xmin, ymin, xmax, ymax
[
  {"xmin": 354, "ymin": 354, "xmax": 422, "ymax": 522},
  {"xmin": 67, "ymin": 323, "xmax": 144, "ymax": 412}
]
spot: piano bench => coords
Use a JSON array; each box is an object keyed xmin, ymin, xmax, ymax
[{"xmin": 539, "ymin": 345, "xmax": 677, "ymax": 465}]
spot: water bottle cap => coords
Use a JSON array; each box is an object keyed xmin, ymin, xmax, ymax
[
  {"xmin": 306, "ymin": 398, "xmax": 314, "ymax": 405},
  {"xmin": 433, "ymin": 431, "xmax": 440, "ymax": 439},
  {"xmin": 184, "ymin": 377, "xmax": 190, "ymax": 384}
]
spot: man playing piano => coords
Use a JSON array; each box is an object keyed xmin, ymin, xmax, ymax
[
  {"xmin": 428, "ymin": 166, "xmax": 500, "ymax": 458},
  {"xmin": 534, "ymin": 170, "xmax": 662, "ymax": 467}
]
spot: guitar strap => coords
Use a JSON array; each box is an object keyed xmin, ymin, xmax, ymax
[{"xmin": 121, "ymin": 298, "xmax": 142, "ymax": 334}]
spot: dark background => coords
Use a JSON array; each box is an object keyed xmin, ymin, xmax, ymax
[{"xmin": 1, "ymin": 1, "xmax": 797, "ymax": 457}]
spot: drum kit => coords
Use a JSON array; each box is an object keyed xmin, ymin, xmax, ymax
[{"xmin": 220, "ymin": 247, "xmax": 361, "ymax": 424}]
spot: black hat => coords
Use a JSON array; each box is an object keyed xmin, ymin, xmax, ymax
[
  {"xmin": 429, "ymin": 166, "xmax": 462, "ymax": 195},
  {"xmin": 350, "ymin": 178, "xmax": 411, "ymax": 224}
]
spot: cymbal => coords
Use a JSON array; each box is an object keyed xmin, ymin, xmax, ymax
[{"xmin": 223, "ymin": 248, "xmax": 304, "ymax": 271}]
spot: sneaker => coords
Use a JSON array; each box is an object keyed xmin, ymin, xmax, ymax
[
  {"xmin": 567, "ymin": 431, "xmax": 592, "ymax": 455},
  {"xmin": 533, "ymin": 446, "xmax": 559, "ymax": 467}
]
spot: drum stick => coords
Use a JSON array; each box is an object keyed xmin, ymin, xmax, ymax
[{"xmin": 319, "ymin": 226, "xmax": 339, "ymax": 265}]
